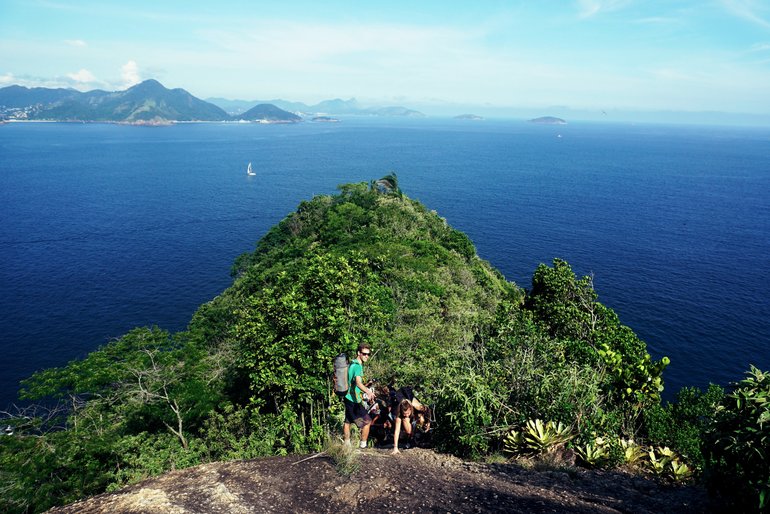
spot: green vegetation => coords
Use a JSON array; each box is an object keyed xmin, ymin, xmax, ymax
[
  {"xmin": 1, "ymin": 178, "xmax": 766, "ymax": 512},
  {"xmin": 706, "ymin": 366, "xmax": 770, "ymax": 511}
]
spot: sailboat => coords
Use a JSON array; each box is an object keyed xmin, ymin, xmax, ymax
[{"xmin": 247, "ymin": 162, "xmax": 256, "ymax": 176}]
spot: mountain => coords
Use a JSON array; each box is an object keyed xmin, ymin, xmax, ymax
[
  {"xmin": 206, "ymin": 96, "xmax": 425, "ymax": 118},
  {"xmin": 1, "ymin": 80, "xmax": 425, "ymax": 122},
  {"xmin": 0, "ymin": 84, "xmax": 80, "ymax": 108},
  {"xmin": 0, "ymin": 80, "xmax": 229, "ymax": 122},
  {"xmin": 311, "ymin": 97, "xmax": 362, "ymax": 114},
  {"xmin": 365, "ymin": 106, "xmax": 425, "ymax": 117},
  {"xmin": 235, "ymin": 103, "xmax": 301, "ymax": 123}
]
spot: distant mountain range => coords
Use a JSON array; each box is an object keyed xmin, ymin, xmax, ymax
[
  {"xmin": 205, "ymin": 96, "xmax": 425, "ymax": 118},
  {"xmin": 0, "ymin": 79, "xmax": 425, "ymax": 123}
]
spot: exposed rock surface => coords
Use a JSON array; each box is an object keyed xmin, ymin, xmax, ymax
[{"xmin": 46, "ymin": 448, "xmax": 716, "ymax": 513}]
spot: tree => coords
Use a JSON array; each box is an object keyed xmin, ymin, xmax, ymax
[
  {"xmin": 525, "ymin": 259, "xmax": 668, "ymax": 411},
  {"xmin": 232, "ymin": 251, "xmax": 389, "ymax": 447}
]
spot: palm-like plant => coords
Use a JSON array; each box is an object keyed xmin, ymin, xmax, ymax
[
  {"xmin": 504, "ymin": 419, "xmax": 574, "ymax": 456},
  {"xmin": 620, "ymin": 438, "xmax": 646, "ymax": 464},
  {"xmin": 575, "ymin": 435, "xmax": 610, "ymax": 467}
]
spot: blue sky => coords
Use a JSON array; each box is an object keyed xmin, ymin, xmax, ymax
[{"xmin": 2, "ymin": 0, "xmax": 770, "ymax": 116}]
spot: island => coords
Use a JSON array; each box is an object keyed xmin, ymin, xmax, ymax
[
  {"xmin": 454, "ymin": 114, "xmax": 484, "ymax": 120},
  {"xmin": 528, "ymin": 116, "xmax": 567, "ymax": 125},
  {"xmin": 310, "ymin": 116, "xmax": 340, "ymax": 123}
]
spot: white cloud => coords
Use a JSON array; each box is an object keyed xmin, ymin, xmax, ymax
[
  {"xmin": 67, "ymin": 68, "xmax": 97, "ymax": 83},
  {"xmin": 0, "ymin": 72, "xmax": 15, "ymax": 85},
  {"xmin": 121, "ymin": 60, "xmax": 141, "ymax": 87},
  {"xmin": 64, "ymin": 39, "xmax": 87, "ymax": 47}
]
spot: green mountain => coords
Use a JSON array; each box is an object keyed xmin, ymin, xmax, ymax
[
  {"xmin": 3, "ymin": 177, "xmax": 687, "ymax": 513},
  {"xmin": 0, "ymin": 84, "xmax": 79, "ymax": 108},
  {"xmin": 8, "ymin": 178, "xmax": 767, "ymax": 512},
  {"xmin": 0, "ymin": 80, "xmax": 230, "ymax": 122},
  {"xmin": 235, "ymin": 103, "xmax": 302, "ymax": 123}
]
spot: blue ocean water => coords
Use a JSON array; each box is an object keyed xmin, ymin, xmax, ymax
[{"xmin": 1, "ymin": 119, "xmax": 768, "ymax": 408}]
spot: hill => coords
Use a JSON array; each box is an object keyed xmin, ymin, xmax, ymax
[
  {"xmin": 0, "ymin": 84, "xmax": 79, "ymax": 108},
  {"xmin": 5, "ymin": 177, "xmax": 762, "ymax": 513},
  {"xmin": 47, "ymin": 448, "xmax": 713, "ymax": 513},
  {"xmin": 235, "ymin": 103, "xmax": 302, "ymax": 123},
  {"xmin": 0, "ymin": 80, "xmax": 229, "ymax": 122}
]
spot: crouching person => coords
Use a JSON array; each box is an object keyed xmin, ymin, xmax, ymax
[
  {"xmin": 390, "ymin": 388, "xmax": 432, "ymax": 454},
  {"xmin": 343, "ymin": 344, "xmax": 376, "ymax": 449}
]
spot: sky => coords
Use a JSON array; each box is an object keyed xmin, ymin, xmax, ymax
[{"xmin": 2, "ymin": 0, "xmax": 770, "ymax": 118}]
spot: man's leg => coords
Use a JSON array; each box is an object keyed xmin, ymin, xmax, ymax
[
  {"xmin": 359, "ymin": 421, "xmax": 371, "ymax": 448},
  {"xmin": 343, "ymin": 422, "xmax": 351, "ymax": 446}
]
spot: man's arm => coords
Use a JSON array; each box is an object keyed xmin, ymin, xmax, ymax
[{"xmin": 355, "ymin": 376, "xmax": 375, "ymax": 398}]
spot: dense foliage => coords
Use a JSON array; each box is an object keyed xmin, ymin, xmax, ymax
[
  {"xmin": 706, "ymin": 367, "xmax": 770, "ymax": 511},
  {"xmin": 0, "ymin": 178, "xmax": 763, "ymax": 512}
]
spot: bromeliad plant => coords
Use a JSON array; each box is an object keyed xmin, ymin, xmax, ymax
[
  {"xmin": 504, "ymin": 419, "xmax": 574, "ymax": 456},
  {"xmin": 645, "ymin": 446, "xmax": 691, "ymax": 481},
  {"xmin": 575, "ymin": 435, "xmax": 610, "ymax": 467},
  {"xmin": 669, "ymin": 459, "xmax": 692, "ymax": 482},
  {"xmin": 619, "ymin": 438, "xmax": 646, "ymax": 465}
]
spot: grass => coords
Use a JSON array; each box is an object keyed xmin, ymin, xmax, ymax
[{"xmin": 324, "ymin": 434, "xmax": 361, "ymax": 477}]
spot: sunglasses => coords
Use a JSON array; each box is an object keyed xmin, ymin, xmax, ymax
[{"xmin": 361, "ymin": 352, "xmax": 371, "ymax": 356}]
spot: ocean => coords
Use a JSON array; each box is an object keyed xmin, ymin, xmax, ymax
[{"xmin": 1, "ymin": 118, "xmax": 768, "ymax": 408}]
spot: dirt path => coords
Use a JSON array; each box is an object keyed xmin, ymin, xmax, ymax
[{"xmin": 47, "ymin": 448, "xmax": 716, "ymax": 513}]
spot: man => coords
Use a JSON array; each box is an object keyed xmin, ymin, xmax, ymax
[{"xmin": 343, "ymin": 343, "xmax": 376, "ymax": 449}]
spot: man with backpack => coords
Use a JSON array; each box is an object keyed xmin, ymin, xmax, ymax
[{"xmin": 343, "ymin": 343, "xmax": 376, "ymax": 449}]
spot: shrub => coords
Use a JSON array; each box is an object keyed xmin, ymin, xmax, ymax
[
  {"xmin": 643, "ymin": 384, "xmax": 724, "ymax": 470},
  {"xmin": 706, "ymin": 366, "xmax": 770, "ymax": 511}
]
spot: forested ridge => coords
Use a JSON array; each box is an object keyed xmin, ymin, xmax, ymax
[{"xmin": 1, "ymin": 176, "xmax": 767, "ymax": 513}]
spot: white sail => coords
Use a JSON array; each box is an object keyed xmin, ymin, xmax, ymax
[{"xmin": 247, "ymin": 162, "xmax": 255, "ymax": 176}]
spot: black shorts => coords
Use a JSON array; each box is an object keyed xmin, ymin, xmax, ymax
[{"xmin": 344, "ymin": 398, "xmax": 372, "ymax": 428}]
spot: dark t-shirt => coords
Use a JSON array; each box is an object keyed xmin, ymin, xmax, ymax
[{"xmin": 390, "ymin": 386, "xmax": 414, "ymax": 407}]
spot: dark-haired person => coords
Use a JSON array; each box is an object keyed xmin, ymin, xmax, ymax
[
  {"xmin": 390, "ymin": 389, "xmax": 432, "ymax": 454},
  {"xmin": 343, "ymin": 344, "xmax": 376, "ymax": 449}
]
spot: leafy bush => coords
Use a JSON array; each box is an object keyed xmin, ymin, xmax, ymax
[
  {"xmin": 433, "ymin": 367, "xmax": 498, "ymax": 458},
  {"xmin": 643, "ymin": 384, "xmax": 724, "ymax": 470},
  {"xmin": 706, "ymin": 366, "xmax": 770, "ymax": 511},
  {"xmin": 525, "ymin": 259, "xmax": 669, "ymax": 413}
]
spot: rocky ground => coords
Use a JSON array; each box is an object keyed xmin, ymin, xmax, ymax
[{"xmin": 46, "ymin": 446, "xmax": 723, "ymax": 514}]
